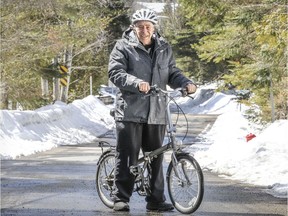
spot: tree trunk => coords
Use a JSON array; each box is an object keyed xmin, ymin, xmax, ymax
[
  {"xmin": 41, "ymin": 77, "xmax": 49, "ymax": 98},
  {"xmin": 53, "ymin": 78, "xmax": 61, "ymax": 101},
  {"xmin": 269, "ymin": 73, "xmax": 275, "ymax": 122},
  {"xmin": 0, "ymin": 79, "xmax": 9, "ymax": 109},
  {"xmin": 90, "ymin": 74, "xmax": 93, "ymax": 95}
]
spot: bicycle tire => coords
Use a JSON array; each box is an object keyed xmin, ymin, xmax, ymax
[
  {"xmin": 167, "ymin": 154, "xmax": 204, "ymax": 214},
  {"xmin": 95, "ymin": 152, "xmax": 116, "ymax": 208}
]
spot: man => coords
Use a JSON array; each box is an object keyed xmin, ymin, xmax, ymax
[{"xmin": 108, "ymin": 9, "xmax": 197, "ymax": 212}]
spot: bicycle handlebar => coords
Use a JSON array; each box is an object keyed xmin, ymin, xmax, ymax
[{"xmin": 149, "ymin": 85, "xmax": 193, "ymax": 98}]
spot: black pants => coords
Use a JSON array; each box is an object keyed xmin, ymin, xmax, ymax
[{"xmin": 113, "ymin": 121, "xmax": 166, "ymax": 203}]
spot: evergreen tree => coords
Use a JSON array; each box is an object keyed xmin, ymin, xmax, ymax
[
  {"xmin": 177, "ymin": 0, "xmax": 287, "ymax": 121},
  {"xmin": 161, "ymin": 0, "xmax": 226, "ymax": 83}
]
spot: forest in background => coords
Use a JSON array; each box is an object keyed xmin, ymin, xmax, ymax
[{"xmin": 1, "ymin": 0, "xmax": 287, "ymax": 122}]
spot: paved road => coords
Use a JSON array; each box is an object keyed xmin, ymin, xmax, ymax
[
  {"xmin": 1, "ymin": 115, "xmax": 287, "ymax": 216},
  {"xmin": 171, "ymin": 114, "xmax": 219, "ymax": 143}
]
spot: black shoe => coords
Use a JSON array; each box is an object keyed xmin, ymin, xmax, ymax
[
  {"xmin": 146, "ymin": 201, "xmax": 174, "ymax": 212},
  {"xmin": 113, "ymin": 201, "xmax": 130, "ymax": 211}
]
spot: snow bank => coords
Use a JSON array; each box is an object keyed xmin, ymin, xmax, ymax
[
  {"xmin": 193, "ymin": 112, "xmax": 288, "ymax": 198},
  {"xmin": 0, "ymin": 95, "xmax": 114, "ymax": 159}
]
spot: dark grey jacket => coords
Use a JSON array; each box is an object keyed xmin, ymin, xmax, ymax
[{"xmin": 108, "ymin": 28, "xmax": 193, "ymax": 124}]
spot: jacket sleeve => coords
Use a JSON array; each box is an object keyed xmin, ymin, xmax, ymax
[
  {"xmin": 108, "ymin": 40, "xmax": 143, "ymax": 93},
  {"xmin": 167, "ymin": 46, "xmax": 193, "ymax": 89}
]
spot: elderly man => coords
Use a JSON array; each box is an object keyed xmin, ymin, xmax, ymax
[{"xmin": 108, "ymin": 9, "xmax": 197, "ymax": 212}]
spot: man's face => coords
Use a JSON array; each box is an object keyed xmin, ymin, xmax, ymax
[{"xmin": 134, "ymin": 21, "xmax": 155, "ymax": 46}]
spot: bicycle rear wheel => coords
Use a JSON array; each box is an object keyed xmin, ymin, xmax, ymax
[
  {"xmin": 167, "ymin": 154, "xmax": 204, "ymax": 214},
  {"xmin": 95, "ymin": 152, "xmax": 116, "ymax": 208}
]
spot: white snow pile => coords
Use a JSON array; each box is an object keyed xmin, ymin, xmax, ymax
[{"xmin": 0, "ymin": 95, "xmax": 114, "ymax": 159}]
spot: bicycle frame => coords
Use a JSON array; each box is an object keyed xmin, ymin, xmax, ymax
[{"xmin": 130, "ymin": 87, "xmax": 190, "ymax": 184}]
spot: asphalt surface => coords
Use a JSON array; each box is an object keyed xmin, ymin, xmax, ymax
[{"xmin": 1, "ymin": 114, "xmax": 287, "ymax": 216}]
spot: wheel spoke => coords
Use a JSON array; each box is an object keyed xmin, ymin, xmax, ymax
[
  {"xmin": 96, "ymin": 153, "xmax": 115, "ymax": 208},
  {"xmin": 167, "ymin": 155, "xmax": 204, "ymax": 214}
]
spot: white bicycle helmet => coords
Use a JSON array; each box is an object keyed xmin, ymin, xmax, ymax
[{"xmin": 132, "ymin": 9, "xmax": 158, "ymax": 25}]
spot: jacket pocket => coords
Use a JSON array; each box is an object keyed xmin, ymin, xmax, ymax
[
  {"xmin": 156, "ymin": 64, "xmax": 169, "ymax": 86},
  {"xmin": 122, "ymin": 93, "xmax": 150, "ymax": 121}
]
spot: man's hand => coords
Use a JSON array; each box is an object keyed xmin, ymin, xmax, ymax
[
  {"xmin": 186, "ymin": 83, "xmax": 197, "ymax": 94},
  {"xmin": 138, "ymin": 82, "xmax": 150, "ymax": 94}
]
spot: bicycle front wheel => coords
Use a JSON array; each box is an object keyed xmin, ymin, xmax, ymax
[
  {"xmin": 167, "ymin": 154, "xmax": 204, "ymax": 214},
  {"xmin": 95, "ymin": 152, "xmax": 116, "ymax": 209}
]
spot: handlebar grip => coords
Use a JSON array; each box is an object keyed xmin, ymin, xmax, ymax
[{"xmin": 180, "ymin": 88, "xmax": 188, "ymax": 97}]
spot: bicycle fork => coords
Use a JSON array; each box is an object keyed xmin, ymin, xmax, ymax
[{"xmin": 171, "ymin": 152, "xmax": 192, "ymax": 186}]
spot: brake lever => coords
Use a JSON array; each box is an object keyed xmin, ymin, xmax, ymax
[
  {"xmin": 148, "ymin": 85, "xmax": 160, "ymax": 95},
  {"xmin": 143, "ymin": 85, "xmax": 159, "ymax": 97},
  {"xmin": 180, "ymin": 88, "xmax": 194, "ymax": 99}
]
